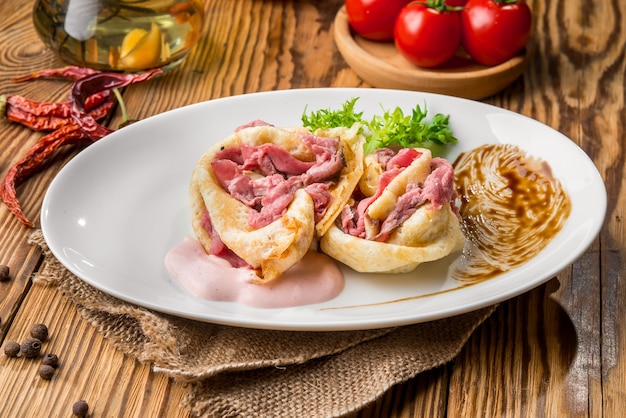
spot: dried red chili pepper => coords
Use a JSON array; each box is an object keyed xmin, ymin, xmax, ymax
[
  {"xmin": 0, "ymin": 66, "xmax": 162, "ymax": 227},
  {"xmin": 9, "ymin": 101, "xmax": 114, "ymax": 131},
  {"xmin": 11, "ymin": 66, "xmax": 100, "ymax": 83},
  {"xmin": 69, "ymin": 68, "xmax": 162, "ymax": 140},
  {"xmin": 1, "ymin": 93, "xmax": 114, "ymax": 131},
  {"xmin": 4, "ymin": 65, "xmax": 112, "ymax": 130},
  {"xmin": 7, "ymin": 64, "xmax": 112, "ymax": 126},
  {"xmin": 2, "ymin": 91, "xmax": 111, "ymax": 117},
  {"xmin": 0, "ymin": 124, "xmax": 89, "ymax": 227},
  {"xmin": 4, "ymin": 96, "xmax": 74, "ymax": 118}
]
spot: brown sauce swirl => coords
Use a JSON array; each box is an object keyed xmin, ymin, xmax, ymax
[{"xmin": 452, "ymin": 144, "xmax": 572, "ymax": 283}]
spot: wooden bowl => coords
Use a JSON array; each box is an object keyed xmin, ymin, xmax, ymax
[{"xmin": 334, "ymin": 6, "xmax": 532, "ymax": 100}]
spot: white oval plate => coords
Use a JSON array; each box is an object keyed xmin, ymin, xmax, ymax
[{"xmin": 41, "ymin": 88, "xmax": 606, "ymax": 331}]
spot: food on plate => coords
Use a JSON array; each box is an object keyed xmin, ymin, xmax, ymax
[
  {"xmin": 165, "ymin": 237, "xmax": 345, "ymax": 308},
  {"xmin": 301, "ymin": 97, "xmax": 457, "ymax": 154},
  {"xmin": 189, "ymin": 121, "xmax": 365, "ymax": 283},
  {"xmin": 452, "ymin": 144, "xmax": 571, "ymax": 281},
  {"xmin": 320, "ymin": 146, "xmax": 465, "ymax": 273},
  {"xmin": 187, "ymin": 100, "xmax": 463, "ymax": 280}
]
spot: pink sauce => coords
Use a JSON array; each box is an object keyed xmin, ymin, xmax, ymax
[{"xmin": 164, "ymin": 237, "xmax": 344, "ymax": 308}]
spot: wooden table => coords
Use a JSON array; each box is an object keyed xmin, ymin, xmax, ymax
[{"xmin": 1, "ymin": 0, "xmax": 623, "ymax": 416}]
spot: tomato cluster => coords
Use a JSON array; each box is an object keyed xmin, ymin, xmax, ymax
[{"xmin": 345, "ymin": 0, "xmax": 532, "ymax": 68}]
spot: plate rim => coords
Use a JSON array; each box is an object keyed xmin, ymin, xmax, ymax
[{"xmin": 40, "ymin": 87, "xmax": 607, "ymax": 331}]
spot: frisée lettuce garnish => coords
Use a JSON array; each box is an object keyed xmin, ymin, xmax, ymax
[{"xmin": 301, "ymin": 98, "xmax": 457, "ymax": 154}]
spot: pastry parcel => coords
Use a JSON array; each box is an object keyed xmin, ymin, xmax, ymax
[
  {"xmin": 190, "ymin": 122, "xmax": 364, "ymax": 283},
  {"xmin": 320, "ymin": 147, "xmax": 465, "ymax": 273}
]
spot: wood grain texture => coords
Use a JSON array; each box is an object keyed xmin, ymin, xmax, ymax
[
  {"xmin": 0, "ymin": 283, "xmax": 187, "ymax": 417},
  {"xmin": 0, "ymin": 0, "xmax": 624, "ymax": 416},
  {"xmin": 447, "ymin": 0, "xmax": 626, "ymax": 417}
]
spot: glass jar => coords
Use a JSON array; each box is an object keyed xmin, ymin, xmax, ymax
[{"xmin": 32, "ymin": 0, "xmax": 205, "ymax": 72}]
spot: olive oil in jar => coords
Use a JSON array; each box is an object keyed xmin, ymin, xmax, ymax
[{"xmin": 33, "ymin": 0, "xmax": 204, "ymax": 71}]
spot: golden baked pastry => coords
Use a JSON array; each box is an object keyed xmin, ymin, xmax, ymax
[
  {"xmin": 320, "ymin": 147, "xmax": 465, "ymax": 273},
  {"xmin": 190, "ymin": 122, "xmax": 364, "ymax": 283}
]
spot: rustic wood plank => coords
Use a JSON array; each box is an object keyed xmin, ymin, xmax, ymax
[
  {"xmin": 109, "ymin": 0, "xmax": 362, "ymax": 127},
  {"xmin": 365, "ymin": 367, "xmax": 450, "ymax": 418},
  {"xmin": 0, "ymin": 0, "xmax": 66, "ymax": 344},
  {"xmin": 0, "ymin": 281, "xmax": 189, "ymax": 417},
  {"xmin": 446, "ymin": 0, "xmax": 625, "ymax": 416},
  {"xmin": 1, "ymin": 0, "xmax": 624, "ymax": 416}
]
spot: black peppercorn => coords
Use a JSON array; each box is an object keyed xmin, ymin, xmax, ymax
[
  {"xmin": 72, "ymin": 399, "xmax": 89, "ymax": 417},
  {"xmin": 3, "ymin": 341, "xmax": 20, "ymax": 357},
  {"xmin": 30, "ymin": 323, "xmax": 49, "ymax": 341},
  {"xmin": 20, "ymin": 338, "xmax": 42, "ymax": 358},
  {"xmin": 0, "ymin": 264, "xmax": 9, "ymax": 281},
  {"xmin": 42, "ymin": 353, "xmax": 59, "ymax": 368},
  {"xmin": 38, "ymin": 364, "xmax": 55, "ymax": 380}
]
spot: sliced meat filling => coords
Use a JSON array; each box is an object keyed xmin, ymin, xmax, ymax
[
  {"xmin": 210, "ymin": 132, "xmax": 345, "ymax": 229},
  {"xmin": 340, "ymin": 148, "xmax": 457, "ymax": 242}
]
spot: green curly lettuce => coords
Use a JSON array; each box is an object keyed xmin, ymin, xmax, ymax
[{"xmin": 302, "ymin": 97, "xmax": 457, "ymax": 154}]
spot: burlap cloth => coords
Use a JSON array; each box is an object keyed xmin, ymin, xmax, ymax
[{"xmin": 29, "ymin": 230, "xmax": 496, "ymax": 417}]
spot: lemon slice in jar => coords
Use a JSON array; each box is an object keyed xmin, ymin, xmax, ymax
[{"xmin": 118, "ymin": 22, "xmax": 163, "ymax": 70}]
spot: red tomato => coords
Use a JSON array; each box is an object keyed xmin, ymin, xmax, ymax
[
  {"xmin": 345, "ymin": 0, "xmax": 412, "ymax": 41},
  {"xmin": 461, "ymin": 0, "xmax": 532, "ymax": 66},
  {"xmin": 446, "ymin": 0, "xmax": 468, "ymax": 6},
  {"xmin": 394, "ymin": 3, "xmax": 461, "ymax": 68}
]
